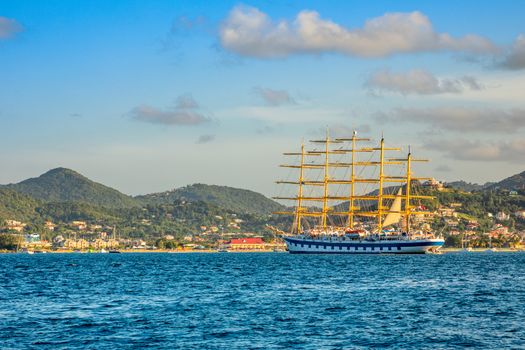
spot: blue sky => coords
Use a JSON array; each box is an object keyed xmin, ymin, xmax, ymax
[{"xmin": 0, "ymin": 0, "xmax": 524, "ymax": 196}]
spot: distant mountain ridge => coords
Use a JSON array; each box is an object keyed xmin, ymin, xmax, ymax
[
  {"xmin": 1, "ymin": 168, "xmax": 522, "ymax": 221},
  {"xmin": 445, "ymin": 181, "xmax": 494, "ymax": 192},
  {"xmin": 486, "ymin": 171, "xmax": 525, "ymax": 191},
  {"xmin": 135, "ymin": 183, "xmax": 284, "ymax": 215},
  {"xmin": 446, "ymin": 171, "xmax": 525, "ymax": 192},
  {"xmin": 0, "ymin": 168, "xmax": 284, "ymax": 215},
  {"xmin": 2, "ymin": 168, "xmax": 138, "ymax": 208}
]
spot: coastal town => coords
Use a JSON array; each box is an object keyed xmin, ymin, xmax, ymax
[
  {"xmin": 2, "ymin": 177, "xmax": 524, "ymax": 253},
  {"xmin": 1, "ymin": 218, "xmax": 286, "ymax": 252}
]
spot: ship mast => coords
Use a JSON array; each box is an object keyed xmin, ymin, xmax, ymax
[
  {"xmin": 335, "ymin": 131, "xmax": 371, "ymax": 228},
  {"xmin": 404, "ymin": 150, "xmax": 429, "ymax": 235},
  {"xmin": 275, "ymin": 134, "xmax": 436, "ymax": 233},
  {"xmin": 349, "ymin": 132, "xmax": 357, "ymax": 228},
  {"xmin": 389, "ymin": 149, "xmax": 431, "ymax": 234},
  {"xmin": 359, "ymin": 137, "xmax": 401, "ymax": 232},
  {"xmin": 296, "ymin": 142, "xmax": 306, "ymax": 233},
  {"xmin": 378, "ymin": 137, "xmax": 385, "ymax": 232},
  {"xmin": 322, "ymin": 129, "xmax": 330, "ymax": 230},
  {"xmin": 405, "ymin": 148, "xmax": 412, "ymax": 234}
]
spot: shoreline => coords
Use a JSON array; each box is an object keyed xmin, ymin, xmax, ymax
[{"xmin": 1, "ymin": 248, "xmax": 524, "ymax": 254}]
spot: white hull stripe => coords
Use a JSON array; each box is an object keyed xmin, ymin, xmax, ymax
[{"xmin": 284, "ymin": 237, "xmax": 444, "ymax": 254}]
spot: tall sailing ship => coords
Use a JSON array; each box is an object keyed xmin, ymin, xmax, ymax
[{"xmin": 274, "ymin": 130, "xmax": 444, "ymax": 254}]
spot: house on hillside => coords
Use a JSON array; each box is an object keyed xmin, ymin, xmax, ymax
[
  {"xmin": 438, "ymin": 207, "xmax": 457, "ymax": 218},
  {"xmin": 423, "ymin": 178, "xmax": 444, "ymax": 191},
  {"xmin": 5, "ymin": 220, "xmax": 27, "ymax": 232},
  {"xmin": 45, "ymin": 221, "xmax": 56, "ymax": 231},
  {"xmin": 515, "ymin": 210, "xmax": 525, "ymax": 219},
  {"xmin": 496, "ymin": 212, "xmax": 510, "ymax": 221},
  {"xmin": 70, "ymin": 221, "xmax": 87, "ymax": 230},
  {"xmin": 466, "ymin": 220, "xmax": 479, "ymax": 230}
]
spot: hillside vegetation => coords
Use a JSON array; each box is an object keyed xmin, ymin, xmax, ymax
[
  {"xmin": 136, "ymin": 183, "xmax": 283, "ymax": 215},
  {"xmin": 0, "ymin": 168, "xmax": 522, "ymax": 245},
  {"xmin": 2, "ymin": 168, "xmax": 138, "ymax": 208},
  {"xmin": 0, "ymin": 188, "xmax": 40, "ymax": 221}
]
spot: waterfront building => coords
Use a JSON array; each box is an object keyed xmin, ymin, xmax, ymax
[
  {"xmin": 24, "ymin": 233, "xmax": 41, "ymax": 243},
  {"xmin": 63, "ymin": 238, "xmax": 89, "ymax": 250},
  {"xmin": 228, "ymin": 237, "xmax": 266, "ymax": 250}
]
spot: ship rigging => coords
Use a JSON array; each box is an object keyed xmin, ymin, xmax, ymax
[{"xmin": 273, "ymin": 129, "xmax": 444, "ymax": 254}]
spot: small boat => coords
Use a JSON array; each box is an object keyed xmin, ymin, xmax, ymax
[
  {"xmin": 109, "ymin": 250, "xmax": 121, "ymax": 254},
  {"xmin": 19, "ymin": 248, "xmax": 34, "ymax": 254},
  {"xmin": 427, "ymin": 250, "xmax": 443, "ymax": 255},
  {"xmin": 460, "ymin": 237, "xmax": 472, "ymax": 253}
]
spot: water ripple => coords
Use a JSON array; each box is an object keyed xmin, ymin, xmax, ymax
[{"xmin": 0, "ymin": 253, "xmax": 524, "ymax": 349}]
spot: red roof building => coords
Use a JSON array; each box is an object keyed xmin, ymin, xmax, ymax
[{"xmin": 228, "ymin": 237, "xmax": 265, "ymax": 250}]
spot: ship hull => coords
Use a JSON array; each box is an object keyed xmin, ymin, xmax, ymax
[{"xmin": 283, "ymin": 236, "xmax": 444, "ymax": 254}]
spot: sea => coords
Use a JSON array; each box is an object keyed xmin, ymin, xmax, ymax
[{"xmin": 1, "ymin": 252, "xmax": 524, "ymax": 349}]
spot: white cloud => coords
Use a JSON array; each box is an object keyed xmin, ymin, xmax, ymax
[
  {"xmin": 378, "ymin": 107, "xmax": 525, "ymax": 133},
  {"xmin": 129, "ymin": 94, "xmax": 210, "ymax": 126},
  {"xmin": 253, "ymin": 87, "xmax": 295, "ymax": 106},
  {"xmin": 219, "ymin": 6, "xmax": 496, "ymax": 58},
  {"xmin": 0, "ymin": 16, "xmax": 22, "ymax": 40},
  {"xmin": 365, "ymin": 69, "xmax": 484, "ymax": 95},
  {"xmin": 498, "ymin": 34, "xmax": 525, "ymax": 70},
  {"xmin": 424, "ymin": 139, "xmax": 525, "ymax": 162}
]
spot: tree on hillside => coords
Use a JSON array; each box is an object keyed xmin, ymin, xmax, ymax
[{"xmin": 0, "ymin": 234, "xmax": 23, "ymax": 251}]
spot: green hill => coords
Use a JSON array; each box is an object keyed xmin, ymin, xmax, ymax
[
  {"xmin": 487, "ymin": 171, "xmax": 525, "ymax": 191},
  {"xmin": 0, "ymin": 188, "xmax": 40, "ymax": 222},
  {"xmin": 3, "ymin": 168, "xmax": 138, "ymax": 208},
  {"xmin": 445, "ymin": 181, "xmax": 493, "ymax": 192},
  {"xmin": 136, "ymin": 183, "xmax": 284, "ymax": 215},
  {"xmin": 445, "ymin": 171, "xmax": 524, "ymax": 193}
]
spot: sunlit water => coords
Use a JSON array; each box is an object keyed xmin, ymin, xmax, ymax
[{"xmin": 1, "ymin": 253, "xmax": 524, "ymax": 349}]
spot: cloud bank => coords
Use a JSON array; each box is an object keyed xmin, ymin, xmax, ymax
[
  {"xmin": 0, "ymin": 16, "xmax": 22, "ymax": 40},
  {"xmin": 219, "ymin": 6, "xmax": 496, "ymax": 58},
  {"xmin": 129, "ymin": 94, "xmax": 210, "ymax": 126},
  {"xmin": 365, "ymin": 69, "xmax": 484, "ymax": 95},
  {"xmin": 424, "ymin": 139, "xmax": 525, "ymax": 162},
  {"xmin": 378, "ymin": 107, "xmax": 525, "ymax": 133},
  {"xmin": 498, "ymin": 34, "xmax": 525, "ymax": 70}
]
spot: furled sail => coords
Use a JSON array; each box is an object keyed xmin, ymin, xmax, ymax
[{"xmin": 382, "ymin": 187, "xmax": 403, "ymax": 228}]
